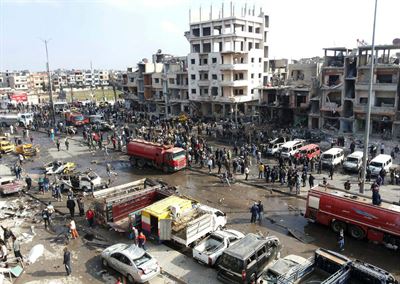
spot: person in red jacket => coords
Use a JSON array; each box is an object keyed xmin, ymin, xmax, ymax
[
  {"xmin": 138, "ymin": 232, "xmax": 146, "ymax": 250},
  {"xmin": 85, "ymin": 208, "xmax": 95, "ymax": 228}
]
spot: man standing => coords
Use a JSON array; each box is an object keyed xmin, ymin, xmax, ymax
[
  {"xmin": 63, "ymin": 247, "xmax": 72, "ymax": 276},
  {"xmin": 138, "ymin": 232, "xmax": 147, "ymax": 250},
  {"xmin": 250, "ymin": 203, "xmax": 259, "ymax": 224},
  {"xmin": 329, "ymin": 164, "xmax": 334, "ymax": 180},
  {"xmin": 65, "ymin": 138, "xmax": 70, "ymax": 151},
  {"xmin": 244, "ymin": 166, "xmax": 250, "ymax": 181},
  {"xmin": 85, "ymin": 208, "xmax": 95, "ymax": 228},
  {"xmin": 309, "ymin": 174, "xmax": 315, "ymax": 189},
  {"xmin": 257, "ymin": 201, "xmax": 264, "ymax": 223},
  {"xmin": 67, "ymin": 198, "xmax": 76, "ymax": 218},
  {"xmin": 77, "ymin": 196, "xmax": 84, "ymax": 217},
  {"xmin": 25, "ymin": 175, "xmax": 32, "ymax": 191},
  {"xmin": 338, "ymin": 229, "xmax": 345, "ymax": 251},
  {"xmin": 42, "ymin": 207, "xmax": 50, "ymax": 230},
  {"xmin": 56, "ymin": 138, "xmax": 61, "ymax": 151},
  {"xmin": 12, "ymin": 235, "xmax": 23, "ymax": 263}
]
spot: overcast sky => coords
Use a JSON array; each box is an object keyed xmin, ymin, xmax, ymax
[{"xmin": 1, "ymin": 0, "xmax": 399, "ymax": 71}]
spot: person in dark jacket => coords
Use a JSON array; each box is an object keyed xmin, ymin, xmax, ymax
[
  {"xmin": 63, "ymin": 247, "xmax": 72, "ymax": 276},
  {"xmin": 250, "ymin": 203, "xmax": 259, "ymax": 224},
  {"xmin": 66, "ymin": 199, "xmax": 76, "ymax": 218},
  {"xmin": 257, "ymin": 201, "xmax": 264, "ymax": 223},
  {"xmin": 309, "ymin": 174, "xmax": 315, "ymax": 188}
]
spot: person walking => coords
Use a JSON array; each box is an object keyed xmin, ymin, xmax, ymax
[
  {"xmin": 329, "ymin": 164, "xmax": 334, "ymax": 180},
  {"xmin": 69, "ymin": 219, "xmax": 79, "ymax": 239},
  {"xmin": 86, "ymin": 208, "xmax": 95, "ymax": 227},
  {"xmin": 12, "ymin": 235, "xmax": 23, "ymax": 263},
  {"xmin": 309, "ymin": 174, "xmax": 315, "ymax": 189},
  {"xmin": 338, "ymin": 229, "xmax": 345, "ymax": 251},
  {"xmin": 250, "ymin": 202, "xmax": 259, "ymax": 224},
  {"xmin": 1, "ymin": 226, "xmax": 13, "ymax": 249},
  {"xmin": 63, "ymin": 247, "xmax": 72, "ymax": 276},
  {"xmin": 56, "ymin": 138, "xmax": 61, "ymax": 151},
  {"xmin": 42, "ymin": 207, "xmax": 50, "ymax": 230},
  {"xmin": 244, "ymin": 166, "xmax": 250, "ymax": 181},
  {"xmin": 138, "ymin": 232, "xmax": 147, "ymax": 250},
  {"xmin": 25, "ymin": 175, "xmax": 32, "ymax": 191},
  {"xmin": 67, "ymin": 198, "xmax": 76, "ymax": 218},
  {"xmin": 65, "ymin": 138, "xmax": 70, "ymax": 151},
  {"xmin": 77, "ymin": 196, "xmax": 84, "ymax": 217}
]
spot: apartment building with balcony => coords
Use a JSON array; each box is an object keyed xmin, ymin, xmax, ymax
[
  {"xmin": 122, "ymin": 52, "xmax": 189, "ymax": 118},
  {"xmin": 259, "ymin": 58, "xmax": 321, "ymax": 127},
  {"xmin": 185, "ymin": 4, "xmax": 269, "ymax": 119},
  {"xmin": 7, "ymin": 71, "xmax": 30, "ymax": 91},
  {"xmin": 352, "ymin": 44, "xmax": 400, "ymax": 136}
]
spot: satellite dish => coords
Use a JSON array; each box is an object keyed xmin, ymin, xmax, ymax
[{"xmin": 393, "ymin": 38, "xmax": 400, "ymax": 45}]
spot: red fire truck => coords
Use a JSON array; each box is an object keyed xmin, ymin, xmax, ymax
[
  {"xmin": 305, "ymin": 186, "xmax": 400, "ymax": 248},
  {"xmin": 127, "ymin": 139, "xmax": 187, "ymax": 172},
  {"xmin": 65, "ymin": 112, "xmax": 89, "ymax": 126}
]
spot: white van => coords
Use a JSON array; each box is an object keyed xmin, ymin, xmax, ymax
[
  {"xmin": 368, "ymin": 154, "xmax": 392, "ymax": 176},
  {"xmin": 321, "ymin": 148, "xmax": 344, "ymax": 168},
  {"xmin": 280, "ymin": 140, "xmax": 304, "ymax": 158},
  {"xmin": 343, "ymin": 151, "xmax": 364, "ymax": 172}
]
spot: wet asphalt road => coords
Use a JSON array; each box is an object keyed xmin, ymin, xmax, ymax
[{"xmin": 3, "ymin": 129, "xmax": 400, "ymax": 279}]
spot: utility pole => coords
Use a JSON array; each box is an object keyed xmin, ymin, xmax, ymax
[
  {"xmin": 360, "ymin": 0, "xmax": 378, "ymax": 194},
  {"xmin": 42, "ymin": 39, "xmax": 55, "ymax": 126}
]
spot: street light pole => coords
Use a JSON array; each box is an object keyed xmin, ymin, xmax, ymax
[
  {"xmin": 42, "ymin": 39, "xmax": 56, "ymax": 126},
  {"xmin": 360, "ymin": 0, "xmax": 378, "ymax": 193}
]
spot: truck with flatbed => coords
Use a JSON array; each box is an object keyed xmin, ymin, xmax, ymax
[
  {"xmin": 126, "ymin": 139, "xmax": 186, "ymax": 172},
  {"xmin": 192, "ymin": 229, "xmax": 244, "ymax": 266},
  {"xmin": 305, "ymin": 185, "xmax": 400, "ymax": 248}
]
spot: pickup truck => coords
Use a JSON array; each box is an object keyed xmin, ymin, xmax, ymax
[
  {"xmin": 193, "ymin": 229, "xmax": 244, "ymax": 267},
  {"xmin": 0, "ymin": 176, "xmax": 24, "ymax": 195}
]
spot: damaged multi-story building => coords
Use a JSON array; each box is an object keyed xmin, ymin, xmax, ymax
[
  {"xmin": 185, "ymin": 4, "xmax": 269, "ymax": 119},
  {"xmin": 259, "ymin": 58, "xmax": 321, "ymax": 127},
  {"xmin": 122, "ymin": 51, "xmax": 189, "ymax": 118},
  {"xmin": 314, "ymin": 44, "xmax": 400, "ymax": 136}
]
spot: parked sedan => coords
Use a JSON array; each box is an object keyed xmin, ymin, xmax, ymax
[{"xmin": 101, "ymin": 243, "xmax": 160, "ymax": 283}]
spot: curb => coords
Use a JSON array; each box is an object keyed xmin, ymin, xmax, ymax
[{"xmin": 188, "ymin": 167, "xmax": 308, "ymax": 200}]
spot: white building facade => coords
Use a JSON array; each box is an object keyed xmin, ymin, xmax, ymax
[{"xmin": 185, "ymin": 4, "xmax": 269, "ymax": 119}]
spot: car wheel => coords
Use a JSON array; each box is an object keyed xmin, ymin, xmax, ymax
[
  {"xmin": 127, "ymin": 274, "xmax": 135, "ymax": 284},
  {"xmin": 331, "ymin": 220, "xmax": 347, "ymax": 234},
  {"xmin": 102, "ymin": 258, "xmax": 108, "ymax": 267}
]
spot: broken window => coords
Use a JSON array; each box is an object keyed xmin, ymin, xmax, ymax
[
  {"xmin": 191, "ymin": 74, "xmax": 196, "ymax": 80},
  {"xmin": 203, "ymin": 58, "xmax": 208, "ymax": 65},
  {"xmin": 255, "ymin": 27, "xmax": 260, "ymax": 34},
  {"xmin": 213, "ymin": 26, "xmax": 222, "ymax": 35},
  {"xmin": 251, "ymin": 58, "xmax": 254, "ymax": 63},
  {"xmin": 328, "ymin": 75, "xmax": 340, "ymax": 86},
  {"xmin": 154, "ymin": 78, "xmax": 160, "ymax": 84},
  {"xmin": 259, "ymin": 58, "xmax": 262, "ymax": 63},
  {"xmin": 192, "ymin": 44, "xmax": 200, "ymax": 53},
  {"xmin": 203, "ymin": 43, "xmax": 211, "ymax": 53},
  {"xmin": 212, "ymin": 74, "xmax": 217, "ymax": 80},
  {"xmin": 248, "ymin": 26, "xmax": 253, "ymax": 32},
  {"xmin": 212, "ymin": 57, "xmax": 217, "ymax": 64},
  {"xmin": 191, "ymin": 88, "xmax": 196, "ymax": 94},
  {"xmin": 202, "ymin": 27, "xmax": 211, "ymax": 36},
  {"xmin": 169, "ymin": 78, "xmax": 174, "ymax": 84},
  {"xmin": 376, "ymin": 74, "xmax": 393, "ymax": 84},
  {"xmin": 359, "ymin": 97, "xmax": 368, "ymax": 104},
  {"xmin": 248, "ymin": 42, "xmax": 253, "ymax": 50},
  {"xmin": 251, "ymin": 74, "xmax": 254, "ymax": 79},
  {"xmin": 255, "ymin": 43, "xmax": 260, "ymax": 49},
  {"xmin": 203, "ymin": 73, "xmax": 208, "ymax": 80},
  {"xmin": 192, "ymin": 28, "xmax": 200, "ymax": 37}
]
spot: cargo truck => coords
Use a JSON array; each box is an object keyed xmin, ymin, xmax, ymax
[
  {"xmin": 92, "ymin": 178, "xmax": 176, "ymax": 230},
  {"xmin": 126, "ymin": 139, "xmax": 186, "ymax": 172},
  {"xmin": 305, "ymin": 186, "xmax": 400, "ymax": 248}
]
